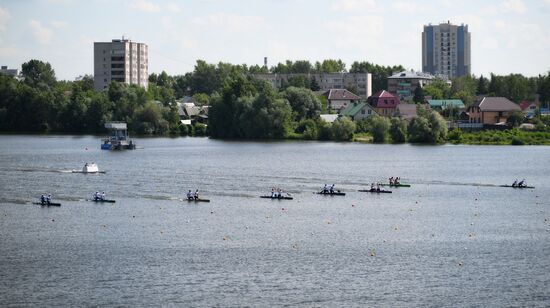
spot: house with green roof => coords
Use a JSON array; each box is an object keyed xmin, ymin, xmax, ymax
[
  {"xmin": 340, "ymin": 102, "xmax": 378, "ymax": 121},
  {"xmin": 428, "ymin": 99, "xmax": 465, "ymax": 110}
]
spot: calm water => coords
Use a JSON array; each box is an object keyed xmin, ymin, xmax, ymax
[{"xmin": 1, "ymin": 135, "xmax": 549, "ymax": 306}]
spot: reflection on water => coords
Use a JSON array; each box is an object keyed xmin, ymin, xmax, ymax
[{"xmin": 0, "ymin": 135, "xmax": 549, "ymax": 306}]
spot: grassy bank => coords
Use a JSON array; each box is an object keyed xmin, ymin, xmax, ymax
[{"xmin": 448, "ymin": 129, "xmax": 550, "ymax": 145}]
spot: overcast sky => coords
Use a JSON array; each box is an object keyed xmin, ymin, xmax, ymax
[{"xmin": 1, "ymin": 0, "xmax": 549, "ymax": 80}]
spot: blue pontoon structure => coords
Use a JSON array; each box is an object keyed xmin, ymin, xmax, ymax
[{"xmin": 101, "ymin": 122, "xmax": 136, "ymax": 150}]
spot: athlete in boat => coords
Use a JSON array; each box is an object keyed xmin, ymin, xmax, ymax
[
  {"xmin": 194, "ymin": 189, "xmax": 199, "ymax": 200},
  {"xmin": 330, "ymin": 184, "xmax": 335, "ymax": 194},
  {"xmin": 40, "ymin": 194, "xmax": 46, "ymax": 205},
  {"xmin": 187, "ymin": 190, "xmax": 193, "ymax": 200},
  {"xmin": 323, "ymin": 184, "xmax": 328, "ymax": 193},
  {"xmin": 389, "ymin": 177, "xmax": 394, "ymax": 185},
  {"xmin": 512, "ymin": 179, "xmax": 518, "ymax": 187},
  {"xmin": 518, "ymin": 179, "xmax": 525, "ymax": 187}
]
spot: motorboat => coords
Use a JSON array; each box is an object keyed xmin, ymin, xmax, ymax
[{"xmin": 72, "ymin": 163, "xmax": 104, "ymax": 174}]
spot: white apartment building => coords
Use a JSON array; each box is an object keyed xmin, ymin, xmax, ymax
[
  {"xmin": 94, "ymin": 38, "xmax": 148, "ymax": 90},
  {"xmin": 422, "ymin": 21, "xmax": 471, "ymax": 78}
]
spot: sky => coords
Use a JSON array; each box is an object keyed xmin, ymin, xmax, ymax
[{"xmin": 0, "ymin": 0, "xmax": 549, "ymax": 80}]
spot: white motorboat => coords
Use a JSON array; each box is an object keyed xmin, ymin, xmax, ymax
[{"xmin": 72, "ymin": 163, "xmax": 104, "ymax": 174}]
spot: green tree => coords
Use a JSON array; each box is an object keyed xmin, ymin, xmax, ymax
[
  {"xmin": 21, "ymin": 59, "xmax": 57, "ymax": 90},
  {"xmin": 366, "ymin": 115, "xmax": 390, "ymax": 143},
  {"xmin": 477, "ymin": 74, "xmax": 488, "ymax": 94},
  {"xmin": 413, "ymin": 86, "xmax": 425, "ymax": 103},
  {"xmin": 390, "ymin": 117, "xmax": 408, "ymax": 143},
  {"xmin": 192, "ymin": 93, "xmax": 210, "ymax": 106},
  {"xmin": 282, "ymin": 86, "xmax": 321, "ymax": 120},
  {"xmin": 408, "ymin": 111, "xmax": 447, "ymax": 143},
  {"xmin": 451, "ymin": 90, "xmax": 474, "ymax": 106},
  {"xmin": 309, "ymin": 77, "xmax": 321, "ymax": 91},
  {"xmin": 506, "ymin": 111, "xmax": 524, "ymax": 127},
  {"xmin": 330, "ymin": 116, "xmax": 356, "ymax": 141}
]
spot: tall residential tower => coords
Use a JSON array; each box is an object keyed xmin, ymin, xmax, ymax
[
  {"xmin": 422, "ymin": 22, "xmax": 470, "ymax": 78},
  {"xmin": 94, "ymin": 38, "xmax": 148, "ymax": 90}
]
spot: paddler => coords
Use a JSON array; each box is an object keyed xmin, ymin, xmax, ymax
[
  {"xmin": 194, "ymin": 189, "xmax": 199, "ymax": 200},
  {"xmin": 187, "ymin": 190, "xmax": 193, "ymax": 200},
  {"xmin": 518, "ymin": 179, "xmax": 525, "ymax": 187},
  {"xmin": 512, "ymin": 179, "xmax": 518, "ymax": 187},
  {"xmin": 46, "ymin": 194, "xmax": 52, "ymax": 205},
  {"xmin": 323, "ymin": 184, "xmax": 328, "ymax": 193},
  {"xmin": 40, "ymin": 194, "xmax": 46, "ymax": 205},
  {"xmin": 330, "ymin": 184, "xmax": 335, "ymax": 194},
  {"xmin": 370, "ymin": 183, "xmax": 375, "ymax": 191},
  {"xmin": 389, "ymin": 177, "xmax": 394, "ymax": 185},
  {"xmin": 395, "ymin": 177, "xmax": 400, "ymax": 185}
]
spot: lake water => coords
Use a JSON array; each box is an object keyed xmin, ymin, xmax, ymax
[{"xmin": 1, "ymin": 135, "xmax": 549, "ymax": 306}]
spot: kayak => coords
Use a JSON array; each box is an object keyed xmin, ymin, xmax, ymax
[
  {"xmin": 316, "ymin": 191, "xmax": 346, "ymax": 196},
  {"xmin": 260, "ymin": 195, "xmax": 293, "ymax": 200},
  {"xmin": 380, "ymin": 183, "xmax": 411, "ymax": 187},
  {"xmin": 358, "ymin": 189, "xmax": 392, "ymax": 194},
  {"xmin": 500, "ymin": 185, "xmax": 535, "ymax": 189},
  {"xmin": 185, "ymin": 198, "xmax": 210, "ymax": 203},
  {"xmin": 88, "ymin": 199, "xmax": 116, "ymax": 203},
  {"xmin": 33, "ymin": 202, "xmax": 61, "ymax": 206}
]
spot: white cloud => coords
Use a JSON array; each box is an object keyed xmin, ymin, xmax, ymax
[
  {"xmin": 390, "ymin": 1, "xmax": 418, "ymax": 13},
  {"xmin": 51, "ymin": 20, "xmax": 67, "ymax": 28},
  {"xmin": 29, "ymin": 20, "xmax": 53, "ymax": 45},
  {"xmin": 325, "ymin": 15, "xmax": 384, "ymax": 50},
  {"xmin": 501, "ymin": 0, "xmax": 527, "ymax": 13},
  {"xmin": 192, "ymin": 13, "xmax": 268, "ymax": 33},
  {"xmin": 545, "ymin": 0, "xmax": 550, "ymax": 6},
  {"xmin": 130, "ymin": 0, "xmax": 161, "ymax": 13},
  {"xmin": 166, "ymin": 2, "xmax": 182, "ymax": 13},
  {"xmin": 331, "ymin": 0, "xmax": 377, "ymax": 11},
  {"xmin": 0, "ymin": 6, "xmax": 10, "ymax": 31}
]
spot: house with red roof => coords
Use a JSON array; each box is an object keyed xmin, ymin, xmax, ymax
[
  {"xmin": 323, "ymin": 89, "xmax": 361, "ymax": 112},
  {"xmin": 367, "ymin": 90, "xmax": 400, "ymax": 117},
  {"xmin": 466, "ymin": 97, "xmax": 521, "ymax": 124},
  {"xmin": 519, "ymin": 101, "xmax": 538, "ymax": 118}
]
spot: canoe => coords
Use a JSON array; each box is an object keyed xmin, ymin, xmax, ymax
[
  {"xmin": 358, "ymin": 189, "xmax": 392, "ymax": 194},
  {"xmin": 185, "ymin": 198, "xmax": 210, "ymax": 203},
  {"xmin": 88, "ymin": 199, "xmax": 116, "ymax": 203},
  {"xmin": 499, "ymin": 185, "xmax": 535, "ymax": 189},
  {"xmin": 260, "ymin": 195, "xmax": 294, "ymax": 200},
  {"xmin": 380, "ymin": 183, "xmax": 411, "ymax": 187},
  {"xmin": 33, "ymin": 202, "xmax": 61, "ymax": 206},
  {"xmin": 316, "ymin": 191, "xmax": 346, "ymax": 196}
]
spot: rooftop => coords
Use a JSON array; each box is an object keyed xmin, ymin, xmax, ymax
[
  {"xmin": 388, "ymin": 70, "xmax": 435, "ymax": 80},
  {"xmin": 474, "ymin": 97, "xmax": 521, "ymax": 112},
  {"xmin": 324, "ymin": 89, "xmax": 361, "ymax": 101}
]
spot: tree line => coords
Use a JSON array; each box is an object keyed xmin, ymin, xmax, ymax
[
  {"xmin": 416, "ymin": 73, "xmax": 550, "ymax": 106},
  {"xmin": 2, "ymin": 58, "xmax": 550, "ymax": 143}
]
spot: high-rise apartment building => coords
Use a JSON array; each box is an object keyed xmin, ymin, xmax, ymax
[
  {"xmin": 422, "ymin": 22, "xmax": 470, "ymax": 79},
  {"xmin": 94, "ymin": 38, "xmax": 148, "ymax": 90}
]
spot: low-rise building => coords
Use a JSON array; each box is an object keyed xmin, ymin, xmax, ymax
[
  {"xmin": 519, "ymin": 101, "xmax": 538, "ymax": 118},
  {"xmin": 340, "ymin": 102, "xmax": 377, "ymax": 121},
  {"xmin": 252, "ymin": 72, "xmax": 372, "ymax": 97},
  {"xmin": 387, "ymin": 70, "xmax": 435, "ymax": 102},
  {"xmin": 0, "ymin": 65, "xmax": 18, "ymax": 77},
  {"xmin": 394, "ymin": 104, "xmax": 418, "ymax": 121},
  {"xmin": 367, "ymin": 90, "xmax": 400, "ymax": 117},
  {"xmin": 466, "ymin": 97, "xmax": 521, "ymax": 124},
  {"xmin": 323, "ymin": 89, "xmax": 361, "ymax": 112},
  {"xmin": 428, "ymin": 99, "xmax": 465, "ymax": 110}
]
